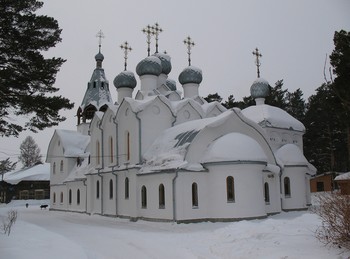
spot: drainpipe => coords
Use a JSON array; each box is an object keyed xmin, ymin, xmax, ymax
[
  {"xmin": 83, "ymin": 179, "xmax": 88, "ymax": 214},
  {"xmin": 172, "ymin": 168, "xmax": 179, "ymax": 222},
  {"xmin": 97, "ymin": 169, "xmax": 103, "ymax": 215},
  {"xmin": 112, "ymin": 170, "xmax": 118, "ymax": 216}
]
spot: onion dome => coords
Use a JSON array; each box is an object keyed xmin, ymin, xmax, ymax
[
  {"xmin": 113, "ymin": 71, "xmax": 137, "ymax": 89},
  {"xmin": 95, "ymin": 51, "xmax": 104, "ymax": 62},
  {"xmin": 136, "ymin": 56, "xmax": 162, "ymax": 76},
  {"xmin": 154, "ymin": 53, "xmax": 172, "ymax": 75},
  {"xmin": 250, "ymin": 78, "xmax": 270, "ymax": 99},
  {"xmin": 166, "ymin": 79, "xmax": 176, "ymax": 91},
  {"xmin": 178, "ymin": 66, "xmax": 203, "ymax": 85}
]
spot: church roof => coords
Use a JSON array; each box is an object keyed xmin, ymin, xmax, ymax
[
  {"xmin": 201, "ymin": 133, "xmax": 268, "ymax": 163},
  {"xmin": 80, "ymin": 52, "xmax": 113, "ymax": 112},
  {"xmin": 242, "ymin": 104, "xmax": 305, "ymax": 132},
  {"xmin": 275, "ymin": 144, "xmax": 308, "ymax": 167},
  {"xmin": 178, "ymin": 66, "xmax": 203, "ymax": 85},
  {"xmin": 55, "ymin": 129, "xmax": 90, "ymax": 158},
  {"xmin": 4, "ymin": 164, "xmax": 50, "ymax": 185}
]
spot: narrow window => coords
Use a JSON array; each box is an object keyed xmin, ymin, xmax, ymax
[
  {"xmin": 96, "ymin": 141, "xmax": 100, "ymax": 165},
  {"xmin": 126, "ymin": 131, "xmax": 130, "ymax": 161},
  {"xmin": 53, "ymin": 192, "xmax": 56, "ymax": 203},
  {"xmin": 226, "ymin": 176, "xmax": 235, "ymax": 202},
  {"xmin": 284, "ymin": 177, "xmax": 291, "ymax": 197},
  {"xmin": 192, "ymin": 182, "xmax": 198, "ymax": 207},
  {"xmin": 77, "ymin": 189, "xmax": 80, "ymax": 205},
  {"xmin": 141, "ymin": 185, "xmax": 147, "ymax": 208},
  {"xmin": 96, "ymin": 180, "xmax": 100, "ymax": 199},
  {"xmin": 60, "ymin": 192, "xmax": 63, "ymax": 203},
  {"xmin": 264, "ymin": 182, "xmax": 270, "ymax": 203},
  {"xmin": 125, "ymin": 177, "xmax": 129, "ymax": 199},
  {"xmin": 109, "ymin": 179, "xmax": 113, "ymax": 199},
  {"xmin": 110, "ymin": 137, "xmax": 114, "ymax": 164},
  {"xmin": 159, "ymin": 184, "xmax": 165, "ymax": 209},
  {"xmin": 53, "ymin": 162, "xmax": 56, "ymax": 174},
  {"xmin": 60, "ymin": 160, "xmax": 64, "ymax": 172},
  {"xmin": 69, "ymin": 189, "xmax": 72, "ymax": 204}
]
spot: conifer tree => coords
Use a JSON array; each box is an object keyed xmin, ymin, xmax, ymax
[{"xmin": 0, "ymin": 0, "xmax": 74, "ymax": 137}]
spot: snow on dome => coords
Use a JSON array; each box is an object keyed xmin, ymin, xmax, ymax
[
  {"xmin": 4, "ymin": 164, "xmax": 50, "ymax": 185},
  {"xmin": 136, "ymin": 56, "xmax": 162, "ymax": 76},
  {"xmin": 275, "ymin": 144, "xmax": 308, "ymax": 167},
  {"xmin": 154, "ymin": 53, "xmax": 172, "ymax": 75},
  {"xmin": 56, "ymin": 130, "xmax": 90, "ymax": 157},
  {"xmin": 250, "ymin": 78, "xmax": 270, "ymax": 99},
  {"xmin": 178, "ymin": 66, "xmax": 203, "ymax": 85},
  {"xmin": 113, "ymin": 71, "xmax": 137, "ymax": 89},
  {"xmin": 334, "ymin": 172, "xmax": 350, "ymax": 181},
  {"xmin": 141, "ymin": 111, "xmax": 234, "ymax": 173},
  {"xmin": 201, "ymin": 133, "xmax": 267, "ymax": 163},
  {"xmin": 242, "ymin": 104, "xmax": 305, "ymax": 132}
]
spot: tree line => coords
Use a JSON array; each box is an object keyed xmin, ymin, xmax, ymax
[{"xmin": 204, "ymin": 31, "xmax": 350, "ymax": 174}]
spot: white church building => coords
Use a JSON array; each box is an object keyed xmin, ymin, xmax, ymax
[{"xmin": 46, "ymin": 30, "xmax": 316, "ymax": 223}]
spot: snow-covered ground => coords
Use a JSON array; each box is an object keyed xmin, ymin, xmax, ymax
[{"xmin": 0, "ymin": 200, "xmax": 349, "ymax": 259}]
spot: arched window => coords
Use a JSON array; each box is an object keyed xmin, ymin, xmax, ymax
[
  {"xmin": 96, "ymin": 180, "xmax": 100, "ymax": 199},
  {"xmin": 77, "ymin": 189, "xmax": 80, "ymax": 205},
  {"xmin": 284, "ymin": 177, "xmax": 291, "ymax": 197},
  {"xmin": 60, "ymin": 192, "xmax": 63, "ymax": 203},
  {"xmin": 69, "ymin": 189, "xmax": 72, "ymax": 204},
  {"xmin": 109, "ymin": 179, "xmax": 113, "ymax": 199},
  {"xmin": 60, "ymin": 160, "xmax": 64, "ymax": 172},
  {"xmin": 159, "ymin": 184, "xmax": 165, "ymax": 209},
  {"xmin": 126, "ymin": 131, "xmax": 130, "ymax": 161},
  {"xmin": 264, "ymin": 182, "xmax": 270, "ymax": 203},
  {"xmin": 141, "ymin": 186, "xmax": 147, "ymax": 208},
  {"xmin": 226, "ymin": 176, "xmax": 235, "ymax": 202},
  {"xmin": 110, "ymin": 137, "xmax": 114, "ymax": 164},
  {"xmin": 53, "ymin": 162, "xmax": 56, "ymax": 174},
  {"xmin": 53, "ymin": 192, "xmax": 56, "ymax": 203},
  {"xmin": 192, "ymin": 182, "xmax": 198, "ymax": 207},
  {"xmin": 96, "ymin": 141, "xmax": 100, "ymax": 165},
  {"xmin": 125, "ymin": 177, "xmax": 129, "ymax": 199}
]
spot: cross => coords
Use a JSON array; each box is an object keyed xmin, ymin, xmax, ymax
[
  {"xmin": 96, "ymin": 30, "xmax": 105, "ymax": 52},
  {"xmin": 151, "ymin": 22, "xmax": 163, "ymax": 53},
  {"xmin": 142, "ymin": 25, "xmax": 153, "ymax": 56},
  {"xmin": 120, "ymin": 41, "xmax": 132, "ymax": 71},
  {"xmin": 252, "ymin": 47, "xmax": 262, "ymax": 78},
  {"xmin": 183, "ymin": 36, "xmax": 195, "ymax": 66}
]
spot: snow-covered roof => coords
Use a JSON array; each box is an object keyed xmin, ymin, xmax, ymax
[
  {"xmin": 201, "ymin": 133, "xmax": 267, "ymax": 163},
  {"xmin": 4, "ymin": 164, "xmax": 50, "ymax": 185},
  {"xmin": 242, "ymin": 104, "xmax": 305, "ymax": 132},
  {"xmin": 140, "ymin": 111, "xmax": 237, "ymax": 173},
  {"xmin": 64, "ymin": 157, "xmax": 90, "ymax": 182},
  {"xmin": 275, "ymin": 144, "xmax": 308, "ymax": 167},
  {"xmin": 334, "ymin": 172, "xmax": 350, "ymax": 181},
  {"xmin": 56, "ymin": 130, "xmax": 90, "ymax": 157}
]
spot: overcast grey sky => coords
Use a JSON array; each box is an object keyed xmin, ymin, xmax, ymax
[{"xmin": 1, "ymin": 0, "xmax": 350, "ymax": 167}]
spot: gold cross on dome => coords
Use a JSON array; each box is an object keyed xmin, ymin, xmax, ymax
[
  {"xmin": 184, "ymin": 36, "xmax": 195, "ymax": 66},
  {"xmin": 151, "ymin": 22, "xmax": 163, "ymax": 53},
  {"xmin": 120, "ymin": 41, "xmax": 132, "ymax": 71},
  {"xmin": 142, "ymin": 25, "xmax": 153, "ymax": 56},
  {"xmin": 96, "ymin": 30, "xmax": 105, "ymax": 52},
  {"xmin": 252, "ymin": 47, "xmax": 262, "ymax": 78}
]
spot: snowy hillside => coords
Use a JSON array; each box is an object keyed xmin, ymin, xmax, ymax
[{"xmin": 0, "ymin": 200, "xmax": 349, "ymax": 259}]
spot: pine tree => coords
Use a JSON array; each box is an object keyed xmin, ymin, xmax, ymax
[
  {"xmin": 0, "ymin": 0, "xmax": 74, "ymax": 137},
  {"xmin": 18, "ymin": 136, "xmax": 42, "ymax": 168},
  {"xmin": 285, "ymin": 88, "xmax": 306, "ymax": 122},
  {"xmin": 204, "ymin": 93, "xmax": 223, "ymax": 103}
]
